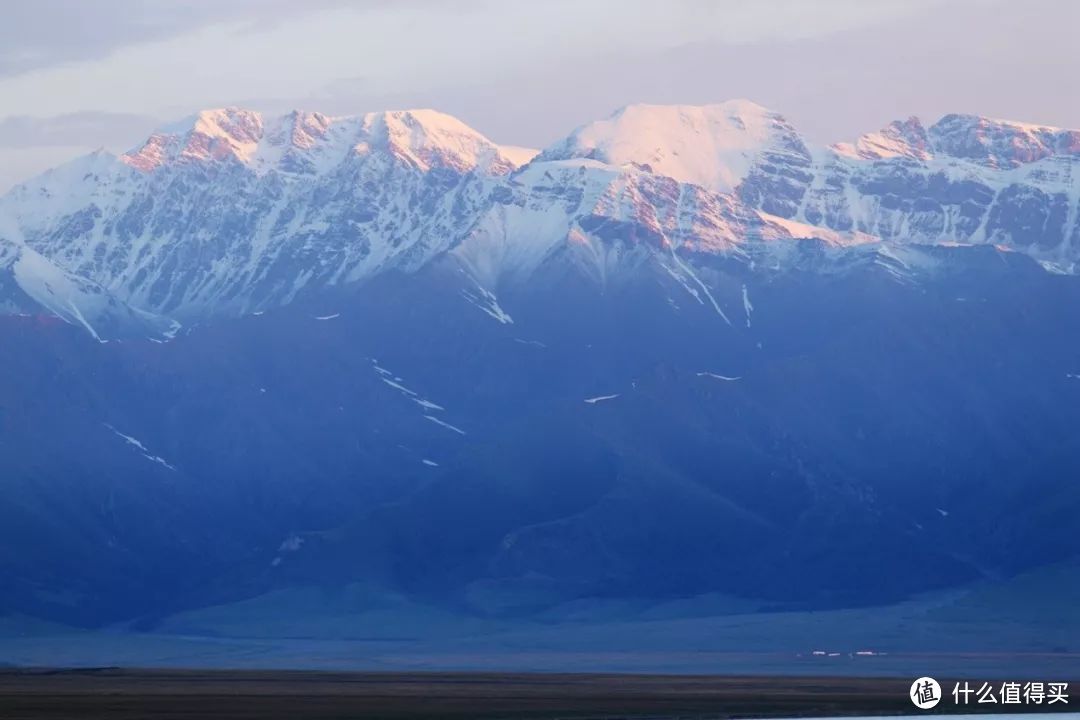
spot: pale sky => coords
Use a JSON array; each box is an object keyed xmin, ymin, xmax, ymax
[{"xmin": 1, "ymin": 0, "xmax": 1077, "ymax": 191}]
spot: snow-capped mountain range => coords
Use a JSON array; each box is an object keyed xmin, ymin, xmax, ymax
[
  {"xmin": 2, "ymin": 99, "xmax": 1079, "ymax": 336},
  {"xmin": 4, "ymin": 101, "xmax": 1080, "ymax": 630}
]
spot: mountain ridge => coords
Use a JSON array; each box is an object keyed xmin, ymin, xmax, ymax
[{"xmin": 1, "ymin": 100, "xmax": 1079, "ymax": 337}]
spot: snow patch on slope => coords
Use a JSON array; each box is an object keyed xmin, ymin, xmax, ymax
[
  {"xmin": 662, "ymin": 249, "xmax": 732, "ymax": 325},
  {"xmin": 105, "ymin": 424, "xmax": 176, "ymax": 471},
  {"xmin": 697, "ymin": 372, "xmax": 741, "ymax": 381},
  {"xmin": 461, "ymin": 275, "xmax": 513, "ymax": 324},
  {"xmin": 372, "ymin": 360, "xmax": 446, "ymax": 412},
  {"xmin": 758, "ymin": 212, "xmax": 877, "ymax": 247},
  {"xmin": 741, "ymin": 284, "xmax": 754, "ymax": 327},
  {"xmin": 425, "ymin": 415, "xmax": 466, "ymax": 435}
]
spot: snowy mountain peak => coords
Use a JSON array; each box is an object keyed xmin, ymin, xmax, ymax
[
  {"xmin": 833, "ymin": 116, "xmax": 931, "ymax": 161},
  {"xmin": 361, "ymin": 108, "xmax": 534, "ymax": 175},
  {"xmin": 539, "ymin": 100, "xmax": 808, "ymax": 193},
  {"xmin": 833, "ymin": 114, "xmax": 1080, "ymax": 168},
  {"xmin": 120, "ymin": 106, "xmax": 533, "ymax": 177},
  {"xmin": 928, "ymin": 113, "xmax": 1080, "ymax": 168},
  {"xmin": 259, "ymin": 110, "xmax": 331, "ymax": 151},
  {"xmin": 122, "ymin": 107, "xmax": 265, "ymax": 171},
  {"xmin": 188, "ymin": 107, "xmax": 264, "ymax": 144}
]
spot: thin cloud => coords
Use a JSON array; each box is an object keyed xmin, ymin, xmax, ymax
[
  {"xmin": 0, "ymin": 0, "xmax": 356, "ymax": 77},
  {"xmin": 0, "ymin": 112, "xmax": 158, "ymax": 149},
  {"xmin": 265, "ymin": 0, "xmax": 1074, "ymax": 149}
]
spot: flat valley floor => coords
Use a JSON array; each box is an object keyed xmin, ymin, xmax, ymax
[{"xmin": 1, "ymin": 669, "xmax": 1078, "ymax": 720}]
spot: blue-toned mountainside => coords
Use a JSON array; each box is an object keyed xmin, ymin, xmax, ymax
[{"xmin": 1, "ymin": 101, "xmax": 1079, "ymax": 630}]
